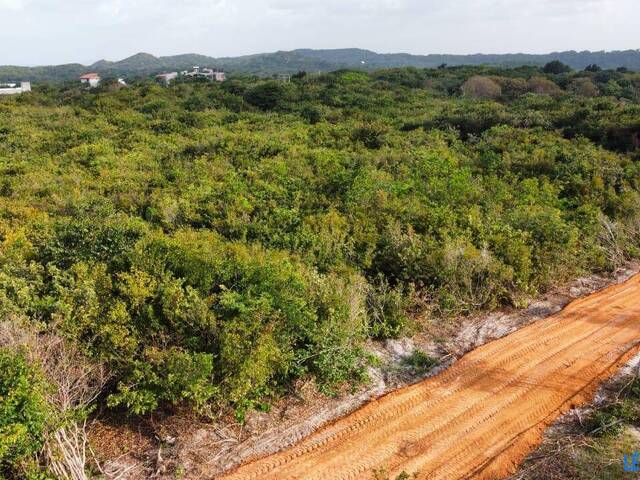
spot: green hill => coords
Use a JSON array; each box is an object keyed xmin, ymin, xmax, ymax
[{"xmin": 1, "ymin": 48, "xmax": 639, "ymax": 83}]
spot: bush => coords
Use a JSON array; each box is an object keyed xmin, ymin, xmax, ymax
[
  {"xmin": 584, "ymin": 64, "xmax": 602, "ymax": 72},
  {"xmin": 402, "ymin": 350, "xmax": 439, "ymax": 375},
  {"xmin": 543, "ymin": 60, "xmax": 572, "ymax": 74},
  {"xmin": 300, "ymin": 105, "xmax": 322, "ymax": 124},
  {"xmin": 0, "ymin": 349, "xmax": 48, "ymax": 478},
  {"xmin": 244, "ymin": 81, "xmax": 289, "ymax": 110},
  {"xmin": 527, "ymin": 76, "xmax": 562, "ymax": 96},
  {"xmin": 107, "ymin": 347, "xmax": 216, "ymax": 414},
  {"xmin": 493, "ymin": 76, "xmax": 529, "ymax": 99},
  {"xmin": 461, "ymin": 76, "xmax": 502, "ymax": 99},
  {"xmin": 569, "ymin": 78, "xmax": 600, "ymax": 97},
  {"xmin": 351, "ymin": 123, "xmax": 388, "ymax": 149},
  {"xmin": 435, "ymin": 239, "xmax": 513, "ymax": 313},
  {"xmin": 2, "ymin": 67, "xmax": 640, "ymax": 422},
  {"xmin": 46, "ymin": 229, "xmax": 370, "ymax": 415},
  {"xmin": 366, "ymin": 275, "xmax": 410, "ymax": 338}
]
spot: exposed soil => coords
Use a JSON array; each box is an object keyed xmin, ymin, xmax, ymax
[
  {"xmin": 92, "ymin": 264, "xmax": 640, "ymax": 479},
  {"xmin": 219, "ymin": 272, "xmax": 640, "ymax": 479},
  {"xmin": 509, "ymin": 350, "xmax": 640, "ymax": 480}
]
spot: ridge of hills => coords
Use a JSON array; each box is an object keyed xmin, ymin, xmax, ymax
[{"xmin": 1, "ymin": 48, "xmax": 639, "ymax": 82}]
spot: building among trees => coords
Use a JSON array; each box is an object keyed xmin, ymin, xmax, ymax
[
  {"xmin": 0, "ymin": 81, "xmax": 31, "ymax": 95},
  {"xmin": 79, "ymin": 72, "xmax": 101, "ymax": 87},
  {"xmin": 156, "ymin": 72, "xmax": 178, "ymax": 85},
  {"xmin": 182, "ymin": 66, "xmax": 226, "ymax": 82}
]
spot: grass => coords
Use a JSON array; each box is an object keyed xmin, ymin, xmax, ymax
[{"xmin": 401, "ymin": 349, "xmax": 439, "ymax": 376}]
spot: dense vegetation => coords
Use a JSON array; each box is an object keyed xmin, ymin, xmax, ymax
[
  {"xmin": 2, "ymin": 48, "xmax": 640, "ymax": 83},
  {"xmin": 0, "ymin": 350, "xmax": 47, "ymax": 479},
  {"xmin": 1, "ymin": 63, "xmax": 639, "ymax": 476}
]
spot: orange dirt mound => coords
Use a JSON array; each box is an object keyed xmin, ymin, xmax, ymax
[{"xmin": 219, "ymin": 275, "xmax": 640, "ymax": 480}]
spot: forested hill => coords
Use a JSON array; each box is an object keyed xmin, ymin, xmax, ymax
[
  {"xmin": 1, "ymin": 48, "xmax": 640, "ymax": 82},
  {"xmin": 293, "ymin": 48, "xmax": 640, "ymax": 70}
]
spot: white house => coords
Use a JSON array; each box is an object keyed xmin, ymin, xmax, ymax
[
  {"xmin": 156, "ymin": 72, "xmax": 178, "ymax": 85},
  {"xmin": 183, "ymin": 66, "xmax": 226, "ymax": 82},
  {"xmin": 0, "ymin": 81, "xmax": 31, "ymax": 95},
  {"xmin": 213, "ymin": 71, "xmax": 226, "ymax": 82},
  {"xmin": 80, "ymin": 73, "xmax": 101, "ymax": 88}
]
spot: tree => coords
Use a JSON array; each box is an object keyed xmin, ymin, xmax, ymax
[
  {"xmin": 244, "ymin": 81, "xmax": 289, "ymax": 110},
  {"xmin": 542, "ymin": 60, "xmax": 572, "ymax": 74},
  {"xmin": 568, "ymin": 78, "xmax": 600, "ymax": 97},
  {"xmin": 493, "ymin": 76, "xmax": 528, "ymax": 99},
  {"xmin": 460, "ymin": 76, "xmax": 502, "ymax": 99},
  {"xmin": 300, "ymin": 104, "xmax": 322, "ymax": 124},
  {"xmin": 527, "ymin": 76, "xmax": 562, "ymax": 96},
  {"xmin": 584, "ymin": 64, "xmax": 602, "ymax": 72}
]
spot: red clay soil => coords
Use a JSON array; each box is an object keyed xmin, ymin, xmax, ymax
[{"xmin": 219, "ymin": 274, "xmax": 640, "ymax": 480}]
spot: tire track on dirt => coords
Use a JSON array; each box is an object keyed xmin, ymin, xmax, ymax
[
  {"xmin": 218, "ymin": 274, "xmax": 640, "ymax": 480},
  {"xmin": 238, "ymin": 282, "xmax": 637, "ymax": 476}
]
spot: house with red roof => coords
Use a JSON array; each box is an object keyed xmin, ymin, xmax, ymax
[{"xmin": 80, "ymin": 73, "xmax": 101, "ymax": 88}]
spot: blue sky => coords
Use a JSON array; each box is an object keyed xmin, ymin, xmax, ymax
[{"xmin": 0, "ymin": 0, "xmax": 636, "ymax": 65}]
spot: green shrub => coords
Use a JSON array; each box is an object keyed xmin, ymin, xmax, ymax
[
  {"xmin": 366, "ymin": 275, "xmax": 410, "ymax": 338},
  {"xmin": 0, "ymin": 349, "xmax": 48, "ymax": 478},
  {"xmin": 107, "ymin": 348, "xmax": 216, "ymax": 415},
  {"xmin": 585, "ymin": 400, "xmax": 640, "ymax": 437},
  {"xmin": 2, "ymin": 67, "xmax": 640, "ymax": 420},
  {"xmin": 244, "ymin": 82, "xmax": 290, "ymax": 111},
  {"xmin": 402, "ymin": 350, "xmax": 439, "ymax": 375},
  {"xmin": 352, "ymin": 123, "xmax": 388, "ymax": 149},
  {"xmin": 300, "ymin": 105, "xmax": 322, "ymax": 124},
  {"xmin": 543, "ymin": 60, "xmax": 572, "ymax": 74}
]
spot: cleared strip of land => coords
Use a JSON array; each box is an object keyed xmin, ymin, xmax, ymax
[{"xmin": 219, "ymin": 275, "xmax": 640, "ymax": 480}]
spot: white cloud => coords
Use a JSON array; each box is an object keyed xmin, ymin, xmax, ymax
[
  {"xmin": 0, "ymin": 0, "xmax": 636, "ymax": 65},
  {"xmin": 0, "ymin": 0, "xmax": 24, "ymax": 11}
]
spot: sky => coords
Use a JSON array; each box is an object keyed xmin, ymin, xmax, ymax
[{"xmin": 0, "ymin": 0, "xmax": 637, "ymax": 66}]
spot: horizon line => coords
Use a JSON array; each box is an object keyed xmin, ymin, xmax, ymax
[{"xmin": 3, "ymin": 46, "xmax": 640, "ymax": 69}]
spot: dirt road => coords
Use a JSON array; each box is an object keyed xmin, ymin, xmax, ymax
[{"xmin": 219, "ymin": 275, "xmax": 640, "ymax": 480}]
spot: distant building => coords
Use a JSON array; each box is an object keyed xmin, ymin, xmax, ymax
[
  {"xmin": 211, "ymin": 70, "xmax": 226, "ymax": 82},
  {"xmin": 182, "ymin": 66, "xmax": 226, "ymax": 82},
  {"xmin": 0, "ymin": 81, "xmax": 31, "ymax": 95},
  {"xmin": 156, "ymin": 72, "xmax": 178, "ymax": 85},
  {"xmin": 80, "ymin": 73, "xmax": 101, "ymax": 88}
]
